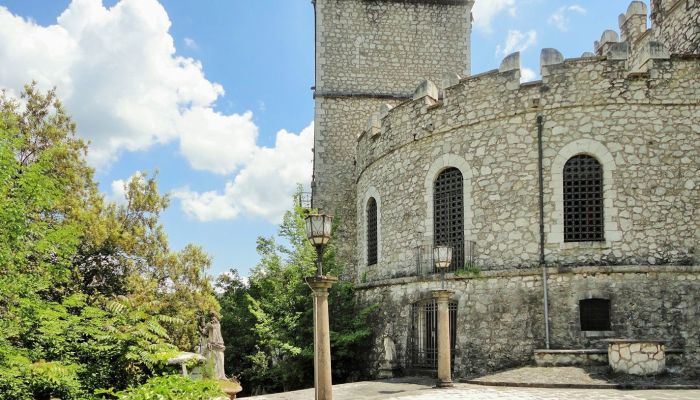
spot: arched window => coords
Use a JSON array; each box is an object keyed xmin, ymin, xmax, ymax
[
  {"xmin": 564, "ymin": 155, "xmax": 604, "ymax": 242},
  {"xmin": 366, "ymin": 197, "xmax": 378, "ymax": 266},
  {"xmin": 433, "ymin": 168, "xmax": 464, "ymax": 272}
]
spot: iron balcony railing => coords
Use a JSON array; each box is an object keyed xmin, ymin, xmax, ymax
[{"xmin": 414, "ymin": 238, "xmax": 476, "ymax": 276}]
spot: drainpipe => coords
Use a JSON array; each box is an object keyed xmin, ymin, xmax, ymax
[{"xmin": 537, "ymin": 114, "xmax": 551, "ymax": 350}]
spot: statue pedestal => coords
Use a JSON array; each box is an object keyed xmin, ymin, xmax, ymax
[
  {"xmin": 377, "ymin": 362, "xmax": 401, "ymax": 379},
  {"xmin": 306, "ymin": 276, "xmax": 338, "ymax": 400}
]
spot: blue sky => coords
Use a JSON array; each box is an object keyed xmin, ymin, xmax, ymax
[{"xmin": 0, "ymin": 0, "xmax": 646, "ymax": 278}]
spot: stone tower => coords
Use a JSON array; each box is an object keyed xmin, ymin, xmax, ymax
[
  {"xmin": 312, "ymin": 0, "xmax": 474, "ymax": 277},
  {"xmin": 650, "ymin": 0, "xmax": 700, "ymax": 54}
]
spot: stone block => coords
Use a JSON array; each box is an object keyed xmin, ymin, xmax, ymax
[
  {"xmin": 499, "ymin": 52, "xmax": 520, "ymax": 73},
  {"xmin": 540, "ymin": 48, "xmax": 564, "ymax": 77},
  {"xmin": 606, "ymin": 42, "xmax": 629, "ymax": 60},
  {"xmin": 412, "ymin": 80, "xmax": 439, "ymax": 101}
]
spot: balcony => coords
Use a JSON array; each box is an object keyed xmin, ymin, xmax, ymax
[{"xmin": 414, "ymin": 239, "xmax": 477, "ymax": 276}]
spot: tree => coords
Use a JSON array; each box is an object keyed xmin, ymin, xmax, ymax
[
  {"xmin": 0, "ymin": 84, "xmax": 220, "ymax": 399},
  {"xmin": 217, "ymin": 199, "xmax": 377, "ymax": 395}
]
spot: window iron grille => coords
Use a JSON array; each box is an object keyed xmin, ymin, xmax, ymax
[
  {"xmin": 563, "ymin": 155, "xmax": 604, "ymax": 242},
  {"xmin": 409, "ymin": 300, "xmax": 457, "ymax": 370},
  {"xmin": 579, "ymin": 298, "xmax": 611, "ymax": 331},
  {"xmin": 434, "ymin": 167, "xmax": 465, "ymax": 270},
  {"xmin": 367, "ymin": 197, "xmax": 378, "ymax": 266}
]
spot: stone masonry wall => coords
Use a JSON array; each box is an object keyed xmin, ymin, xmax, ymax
[
  {"xmin": 357, "ymin": 265, "xmax": 700, "ymax": 379},
  {"xmin": 315, "ymin": 0, "xmax": 472, "ymax": 95},
  {"xmin": 314, "ymin": 96, "xmax": 403, "ymax": 276},
  {"xmin": 355, "ymin": 55, "xmax": 700, "ymax": 281},
  {"xmin": 313, "ymin": 0, "xmax": 472, "ymax": 278},
  {"xmin": 651, "ymin": 0, "xmax": 700, "ymax": 54}
]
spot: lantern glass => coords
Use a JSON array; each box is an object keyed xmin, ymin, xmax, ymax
[
  {"xmin": 433, "ymin": 246, "xmax": 453, "ymax": 270},
  {"xmin": 305, "ymin": 214, "xmax": 333, "ymax": 246}
]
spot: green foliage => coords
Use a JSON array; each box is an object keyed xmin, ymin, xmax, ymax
[
  {"xmin": 455, "ymin": 263, "xmax": 481, "ymax": 278},
  {"xmin": 217, "ymin": 195, "xmax": 377, "ymax": 395},
  {"xmin": 110, "ymin": 375, "xmax": 225, "ymax": 400},
  {"xmin": 0, "ymin": 84, "xmax": 220, "ymax": 398}
]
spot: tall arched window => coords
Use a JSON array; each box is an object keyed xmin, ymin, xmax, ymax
[
  {"xmin": 366, "ymin": 197, "xmax": 378, "ymax": 266},
  {"xmin": 433, "ymin": 167, "xmax": 464, "ymax": 272},
  {"xmin": 564, "ymin": 155, "xmax": 604, "ymax": 242}
]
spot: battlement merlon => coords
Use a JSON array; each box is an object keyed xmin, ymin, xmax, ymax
[{"xmin": 355, "ymin": 49, "xmax": 700, "ymax": 171}]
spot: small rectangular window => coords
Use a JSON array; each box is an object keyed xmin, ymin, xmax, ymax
[{"xmin": 579, "ymin": 298, "xmax": 611, "ymax": 331}]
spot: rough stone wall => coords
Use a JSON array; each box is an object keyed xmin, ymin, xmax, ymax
[
  {"xmin": 313, "ymin": 0, "xmax": 472, "ymax": 278},
  {"xmin": 315, "ymin": 0, "xmax": 472, "ymax": 95},
  {"xmin": 651, "ymin": 0, "xmax": 700, "ymax": 54},
  {"xmin": 357, "ymin": 266, "xmax": 700, "ymax": 379},
  {"xmin": 314, "ymin": 96, "xmax": 402, "ymax": 276},
  {"xmin": 355, "ymin": 56, "xmax": 700, "ymax": 281}
]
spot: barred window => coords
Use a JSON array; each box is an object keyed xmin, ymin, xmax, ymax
[
  {"xmin": 410, "ymin": 300, "xmax": 457, "ymax": 370},
  {"xmin": 434, "ymin": 168, "xmax": 464, "ymax": 272},
  {"xmin": 564, "ymin": 155, "xmax": 604, "ymax": 242},
  {"xmin": 580, "ymin": 298, "xmax": 611, "ymax": 331},
  {"xmin": 367, "ymin": 197, "xmax": 378, "ymax": 266}
]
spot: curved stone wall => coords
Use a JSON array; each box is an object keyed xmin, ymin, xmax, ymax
[
  {"xmin": 355, "ymin": 55, "xmax": 700, "ymax": 281},
  {"xmin": 356, "ymin": 265, "xmax": 700, "ymax": 378}
]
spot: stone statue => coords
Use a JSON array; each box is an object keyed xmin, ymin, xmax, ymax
[{"xmin": 200, "ymin": 316, "xmax": 226, "ymax": 380}]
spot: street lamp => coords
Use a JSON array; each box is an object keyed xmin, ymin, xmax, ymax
[
  {"xmin": 305, "ymin": 213, "xmax": 333, "ymax": 276},
  {"xmin": 432, "ymin": 245, "xmax": 454, "ymax": 388},
  {"xmin": 303, "ymin": 213, "xmax": 336, "ymax": 400},
  {"xmin": 433, "ymin": 245, "xmax": 452, "ymax": 289}
]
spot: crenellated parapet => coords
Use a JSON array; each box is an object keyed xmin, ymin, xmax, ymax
[
  {"xmin": 592, "ymin": 1, "xmax": 698, "ymax": 71},
  {"xmin": 356, "ymin": 48, "xmax": 699, "ymax": 174}
]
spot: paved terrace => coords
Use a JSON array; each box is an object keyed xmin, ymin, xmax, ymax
[{"xmin": 248, "ymin": 377, "xmax": 700, "ymax": 400}]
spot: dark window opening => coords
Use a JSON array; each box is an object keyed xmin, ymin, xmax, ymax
[
  {"xmin": 410, "ymin": 300, "xmax": 457, "ymax": 370},
  {"xmin": 579, "ymin": 298, "xmax": 611, "ymax": 331},
  {"xmin": 564, "ymin": 155, "xmax": 605, "ymax": 242},
  {"xmin": 367, "ymin": 197, "xmax": 378, "ymax": 266},
  {"xmin": 434, "ymin": 167, "xmax": 464, "ymax": 272}
]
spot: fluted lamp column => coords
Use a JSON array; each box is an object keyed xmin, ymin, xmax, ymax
[
  {"xmin": 432, "ymin": 245, "xmax": 454, "ymax": 388},
  {"xmin": 304, "ymin": 213, "xmax": 337, "ymax": 400}
]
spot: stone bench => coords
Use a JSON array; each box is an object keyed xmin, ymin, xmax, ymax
[
  {"xmin": 605, "ymin": 339, "xmax": 666, "ymax": 376},
  {"xmin": 534, "ymin": 349, "xmax": 608, "ymax": 366}
]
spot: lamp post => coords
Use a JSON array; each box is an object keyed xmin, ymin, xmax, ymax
[
  {"xmin": 432, "ymin": 245, "xmax": 454, "ymax": 388},
  {"xmin": 304, "ymin": 213, "xmax": 337, "ymax": 400}
]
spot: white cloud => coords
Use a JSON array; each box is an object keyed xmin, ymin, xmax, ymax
[
  {"xmin": 178, "ymin": 109, "xmax": 258, "ymax": 174},
  {"xmin": 496, "ymin": 30, "xmax": 537, "ymax": 57},
  {"xmin": 183, "ymin": 37, "xmax": 198, "ymax": 50},
  {"xmin": 548, "ymin": 5, "xmax": 587, "ymax": 32},
  {"xmin": 520, "ymin": 67, "xmax": 538, "ymax": 83},
  {"xmin": 0, "ymin": 0, "xmax": 238, "ymax": 169},
  {"xmin": 0, "ymin": 0, "xmax": 314, "ymax": 224},
  {"xmin": 472, "ymin": 0, "xmax": 516, "ymax": 32},
  {"xmin": 174, "ymin": 122, "xmax": 314, "ymax": 223}
]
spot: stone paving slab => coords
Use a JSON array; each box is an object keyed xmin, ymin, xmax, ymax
[
  {"xmin": 247, "ymin": 378, "xmax": 700, "ymax": 400},
  {"xmin": 467, "ymin": 366, "xmax": 700, "ymax": 390},
  {"xmin": 468, "ymin": 366, "xmax": 614, "ymax": 388}
]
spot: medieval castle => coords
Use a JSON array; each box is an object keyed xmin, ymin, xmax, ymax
[{"xmin": 311, "ymin": 0, "xmax": 699, "ymax": 378}]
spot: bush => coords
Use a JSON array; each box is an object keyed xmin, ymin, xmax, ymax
[
  {"xmin": 0, "ymin": 358, "xmax": 84, "ymax": 400},
  {"xmin": 110, "ymin": 375, "xmax": 226, "ymax": 400}
]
